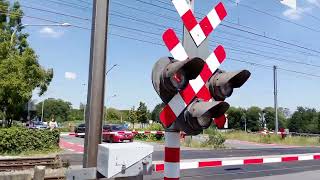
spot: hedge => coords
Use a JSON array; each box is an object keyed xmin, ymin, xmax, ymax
[{"xmin": 0, "ymin": 127, "xmax": 60, "ymax": 154}]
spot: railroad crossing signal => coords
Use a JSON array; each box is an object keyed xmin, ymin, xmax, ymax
[{"xmin": 152, "ymin": 1, "xmax": 251, "ymax": 135}]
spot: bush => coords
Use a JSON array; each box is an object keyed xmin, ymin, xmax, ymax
[
  {"xmin": 202, "ymin": 130, "xmax": 225, "ymax": 148},
  {"xmin": 134, "ymin": 133, "xmax": 164, "ymax": 142},
  {"xmin": 0, "ymin": 127, "xmax": 60, "ymax": 154}
]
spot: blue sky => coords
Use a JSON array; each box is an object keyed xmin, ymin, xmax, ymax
[{"xmin": 16, "ymin": 0, "xmax": 320, "ymax": 113}]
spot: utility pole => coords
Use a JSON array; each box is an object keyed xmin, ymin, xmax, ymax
[
  {"xmin": 41, "ymin": 100, "xmax": 45, "ymax": 121},
  {"xmin": 83, "ymin": 0, "xmax": 109, "ymax": 168},
  {"xmin": 273, "ymin": 65, "xmax": 279, "ymax": 133}
]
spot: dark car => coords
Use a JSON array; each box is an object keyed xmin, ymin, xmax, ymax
[
  {"xmin": 102, "ymin": 124, "xmax": 134, "ymax": 143},
  {"xmin": 75, "ymin": 123, "xmax": 85, "ymax": 138}
]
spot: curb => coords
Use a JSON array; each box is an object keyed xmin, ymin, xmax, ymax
[{"xmin": 153, "ymin": 153, "xmax": 320, "ymax": 172}]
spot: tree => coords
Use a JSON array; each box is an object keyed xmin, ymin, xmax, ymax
[
  {"xmin": 105, "ymin": 108, "xmax": 122, "ymax": 123},
  {"xmin": 128, "ymin": 106, "xmax": 138, "ymax": 129},
  {"xmin": 245, "ymin": 106, "xmax": 262, "ymax": 131},
  {"xmin": 226, "ymin": 107, "xmax": 246, "ymax": 130},
  {"xmin": 36, "ymin": 99, "xmax": 71, "ymax": 122},
  {"xmin": 288, "ymin": 107, "xmax": 319, "ymax": 133},
  {"xmin": 68, "ymin": 109, "xmax": 83, "ymax": 121},
  {"xmin": 136, "ymin": 102, "xmax": 148, "ymax": 124},
  {"xmin": 263, "ymin": 107, "xmax": 287, "ymax": 130},
  {"xmin": 0, "ymin": 1, "xmax": 53, "ymax": 126},
  {"xmin": 151, "ymin": 103, "xmax": 165, "ymax": 122}
]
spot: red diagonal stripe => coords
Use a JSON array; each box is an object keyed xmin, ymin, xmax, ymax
[
  {"xmin": 180, "ymin": 84, "xmax": 196, "ymax": 105},
  {"xmin": 244, "ymin": 158, "xmax": 263, "ymax": 164},
  {"xmin": 160, "ymin": 105, "xmax": 176, "ymax": 127},
  {"xmin": 196, "ymin": 86, "xmax": 212, "ymax": 101},
  {"xmin": 199, "ymin": 63, "xmax": 213, "ymax": 82},
  {"xmin": 215, "ymin": 2, "xmax": 227, "ymax": 20},
  {"xmin": 282, "ymin": 156, "xmax": 298, "ymax": 162},
  {"xmin": 199, "ymin": 160, "xmax": 222, "ymax": 167},
  {"xmin": 199, "ymin": 16, "xmax": 213, "ymax": 37},
  {"xmin": 155, "ymin": 164, "xmax": 164, "ymax": 171},
  {"xmin": 214, "ymin": 45, "xmax": 226, "ymax": 63},
  {"xmin": 181, "ymin": 10, "xmax": 198, "ymax": 31},
  {"xmin": 163, "ymin": 29, "xmax": 180, "ymax": 51}
]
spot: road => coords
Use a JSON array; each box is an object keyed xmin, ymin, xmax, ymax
[
  {"xmin": 146, "ymin": 160, "xmax": 320, "ymax": 179},
  {"xmin": 60, "ymin": 135, "xmax": 320, "ymax": 179}
]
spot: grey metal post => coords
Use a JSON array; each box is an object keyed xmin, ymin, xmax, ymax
[
  {"xmin": 273, "ymin": 65, "xmax": 279, "ymax": 133},
  {"xmin": 83, "ymin": 0, "xmax": 109, "ymax": 168}
]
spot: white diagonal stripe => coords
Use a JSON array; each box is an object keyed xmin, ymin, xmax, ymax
[
  {"xmin": 222, "ymin": 159, "xmax": 244, "ymax": 166},
  {"xmin": 263, "ymin": 157, "xmax": 281, "ymax": 163},
  {"xmin": 168, "ymin": 93, "xmax": 187, "ymax": 116},
  {"xmin": 298, "ymin": 155, "xmax": 314, "ymax": 161},
  {"xmin": 172, "ymin": 0, "xmax": 190, "ymax": 17},
  {"xmin": 180, "ymin": 162, "xmax": 198, "ymax": 169},
  {"xmin": 189, "ymin": 75, "xmax": 205, "ymax": 93},
  {"xmin": 206, "ymin": 52, "xmax": 220, "ymax": 72},
  {"xmin": 170, "ymin": 43, "xmax": 188, "ymax": 61},
  {"xmin": 189, "ymin": 24, "xmax": 206, "ymax": 46},
  {"xmin": 164, "ymin": 162, "xmax": 180, "ymax": 178},
  {"xmin": 165, "ymin": 132, "xmax": 180, "ymax": 148},
  {"xmin": 207, "ymin": 8, "xmax": 221, "ymax": 29}
]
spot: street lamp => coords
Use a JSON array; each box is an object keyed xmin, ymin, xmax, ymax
[
  {"xmin": 10, "ymin": 23, "xmax": 72, "ymax": 45},
  {"xmin": 106, "ymin": 64, "xmax": 118, "ymax": 75}
]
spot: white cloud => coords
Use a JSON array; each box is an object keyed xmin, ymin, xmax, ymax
[
  {"xmin": 282, "ymin": 7, "xmax": 311, "ymax": 20},
  {"xmin": 39, "ymin": 27, "xmax": 64, "ymax": 38},
  {"xmin": 65, "ymin": 72, "xmax": 77, "ymax": 80},
  {"xmin": 307, "ymin": 0, "xmax": 320, "ymax": 7}
]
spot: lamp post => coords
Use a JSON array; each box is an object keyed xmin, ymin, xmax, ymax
[{"xmin": 10, "ymin": 23, "xmax": 71, "ymax": 45}]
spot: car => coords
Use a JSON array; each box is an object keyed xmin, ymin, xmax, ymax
[
  {"xmin": 75, "ymin": 123, "xmax": 86, "ymax": 138},
  {"xmin": 102, "ymin": 124, "xmax": 134, "ymax": 143},
  {"xmin": 28, "ymin": 121, "xmax": 48, "ymax": 129}
]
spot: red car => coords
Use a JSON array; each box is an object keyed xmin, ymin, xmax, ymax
[{"xmin": 102, "ymin": 124, "xmax": 134, "ymax": 143}]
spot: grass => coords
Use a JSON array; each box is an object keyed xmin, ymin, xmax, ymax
[
  {"xmin": 224, "ymin": 131, "xmax": 320, "ymax": 146},
  {"xmin": 0, "ymin": 147, "xmax": 62, "ymax": 157}
]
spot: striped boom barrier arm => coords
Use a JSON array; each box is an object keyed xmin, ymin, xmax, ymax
[{"xmin": 172, "ymin": 0, "xmax": 227, "ymax": 46}]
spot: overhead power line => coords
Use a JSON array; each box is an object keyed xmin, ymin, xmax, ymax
[
  {"xmin": 21, "ymin": 4, "xmax": 90, "ymax": 21},
  {"xmin": 224, "ymin": 0, "xmax": 320, "ymax": 33}
]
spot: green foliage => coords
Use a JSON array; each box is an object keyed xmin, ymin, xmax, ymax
[
  {"xmin": 0, "ymin": 127, "xmax": 60, "ymax": 154},
  {"xmin": 225, "ymin": 131, "xmax": 320, "ymax": 146},
  {"xmin": 226, "ymin": 107, "xmax": 246, "ymax": 130},
  {"xmin": 151, "ymin": 103, "xmax": 165, "ymax": 122},
  {"xmin": 136, "ymin": 102, "xmax": 149, "ymax": 124},
  {"xmin": 263, "ymin": 107, "xmax": 287, "ymax": 130},
  {"xmin": 105, "ymin": 108, "xmax": 122, "ymax": 122},
  {"xmin": 134, "ymin": 133, "xmax": 164, "ymax": 142},
  {"xmin": 288, "ymin": 107, "xmax": 320, "ymax": 133},
  {"xmin": 202, "ymin": 129, "xmax": 225, "ymax": 148},
  {"xmin": 245, "ymin": 106, "xmax": 262, "ymax": 131},
  {"xmin": 0, "ymin": 1, "xmax": 53, "ymax": 125},
  {"xmin": 128, "ymin": 106, "xmax": 138, "ymax": 127},
  {"xmin": 68, "ymin": 109, "xmax": 83, "ymax": 122},
  {"xmin": 36, "ymin": 99, "xmax": 71, "ymax": 122}
]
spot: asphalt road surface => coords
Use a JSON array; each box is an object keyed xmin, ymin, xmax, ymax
[
  {"xmin": 146, "ymin": 160, "xmax": 320, "ymax": 179},
  {"xmin": 60, "ymin": 135, "xmax": 320, "ymax": 179},
  {"xmin": 60, "ymin": 135, "xmax": 320, "ymax": 165}
]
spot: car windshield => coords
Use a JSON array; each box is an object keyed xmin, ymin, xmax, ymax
[{"xmin": 111, "ymin": 125, "xmax": 126, "ymax": 131}]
